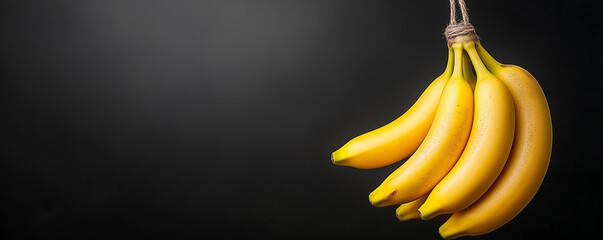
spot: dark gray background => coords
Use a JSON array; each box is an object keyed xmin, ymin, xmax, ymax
[{"xmin": 1, "ymin": 0, "xmax": 601, "ymax": 239}]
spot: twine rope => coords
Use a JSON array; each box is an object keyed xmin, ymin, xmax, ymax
[{"xmin": 445, "ymin": 0, "xmax": 478, "ymax": 40}]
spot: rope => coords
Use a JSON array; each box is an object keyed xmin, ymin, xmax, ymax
[{"xmin": 445, "ymin": 0, "xmax": 478, "ymax": 41}]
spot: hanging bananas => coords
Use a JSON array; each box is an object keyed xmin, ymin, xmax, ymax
[
  {"xmin": 331, "ymin": 2, "xmax": 552, "ymax": 238},
  {"xmin": 368, "ymin": 42, "xmax": 474, "ymax": 207}
]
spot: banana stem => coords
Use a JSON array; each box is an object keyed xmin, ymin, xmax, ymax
[
  {"xmin": 443, "ymin": 47, "xmax": 454, "ymax": 77},
  {"xmin": 475, "ymin": 42, "xmax": 502, "ymax": 74},
  {"xmin": 451, "ymin": 43, "xmax": 464, "ymax": 79},
  {"xmin": 464, "ymin": 42, "xmax": 494, "ymax": 79},
  {"xmin": 462, "ymin": 51, "xmax": 476, "ymax": 83}
]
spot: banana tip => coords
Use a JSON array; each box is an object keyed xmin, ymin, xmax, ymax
[
  {"xmin": 417, "ymin": 207, "xmax": 437, "ymax": 221},
  {"xmin": 396, "ymin": 212, "xmax": 419, "ymax": 221},
  {"xmin": 417, "ymin": 209, "xmax": 425, "ymax": 220},
  {"xmin": 330, "ymin": 152, "xmax": 346, "ymax": 166},
  {"xmin": 439, "ymin": 224, "xmax": 464, "ymax": 240},
  {"xmin": 438, "ymin": 229, "xmax": 446, "ymax": 240},
  {"xmin": 369, "ymin": 190, "xmax": 397, "ymax": 207}
]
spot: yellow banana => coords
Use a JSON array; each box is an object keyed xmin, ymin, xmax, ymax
[
  {"xmin": 368, "ymin": 43, "xmax": 473, "ymax": 207},
  {"xmin": 396, "ymin": 194, "xmax": 428, "ymax": 221},
  {"xmin": 439, "ymin": 41, "xmax": 553, "ymax": 239},
  {"xmin": 418, "ymin": 41, "xmax": 515, "ymax": 220},
  {"xmin": 331, "ymin": 47, "xmax": 454, "ymax": 169}
]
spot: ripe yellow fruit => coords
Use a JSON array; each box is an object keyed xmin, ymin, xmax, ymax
[
  {"xmin": 439, "ymin": 41, "xmax": 553, "ymax": 239},
  {"xmin": 418, "ymin": 41, "xmax": 515, "ymax": 220},
  {"xmin": 368, "ymin": 42, "xmax": 473, "ymax": 207}
]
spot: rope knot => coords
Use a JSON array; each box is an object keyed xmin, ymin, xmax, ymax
[
  {"xmin": 445, "ymin": 0, "xmax": 478, "ymax": 43},
  {"xmin": 445, "ymin": 23, "xmax": 479, "ymax": 40}
]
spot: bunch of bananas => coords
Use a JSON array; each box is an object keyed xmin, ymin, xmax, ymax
[{"xmin": 331, "ymin": 34, "xmax": 552, "ymax": 239}]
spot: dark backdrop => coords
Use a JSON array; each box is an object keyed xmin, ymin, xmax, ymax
[{"xmin": 1, "ymin": 0, "xmax": 601, "ymax": 239}]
